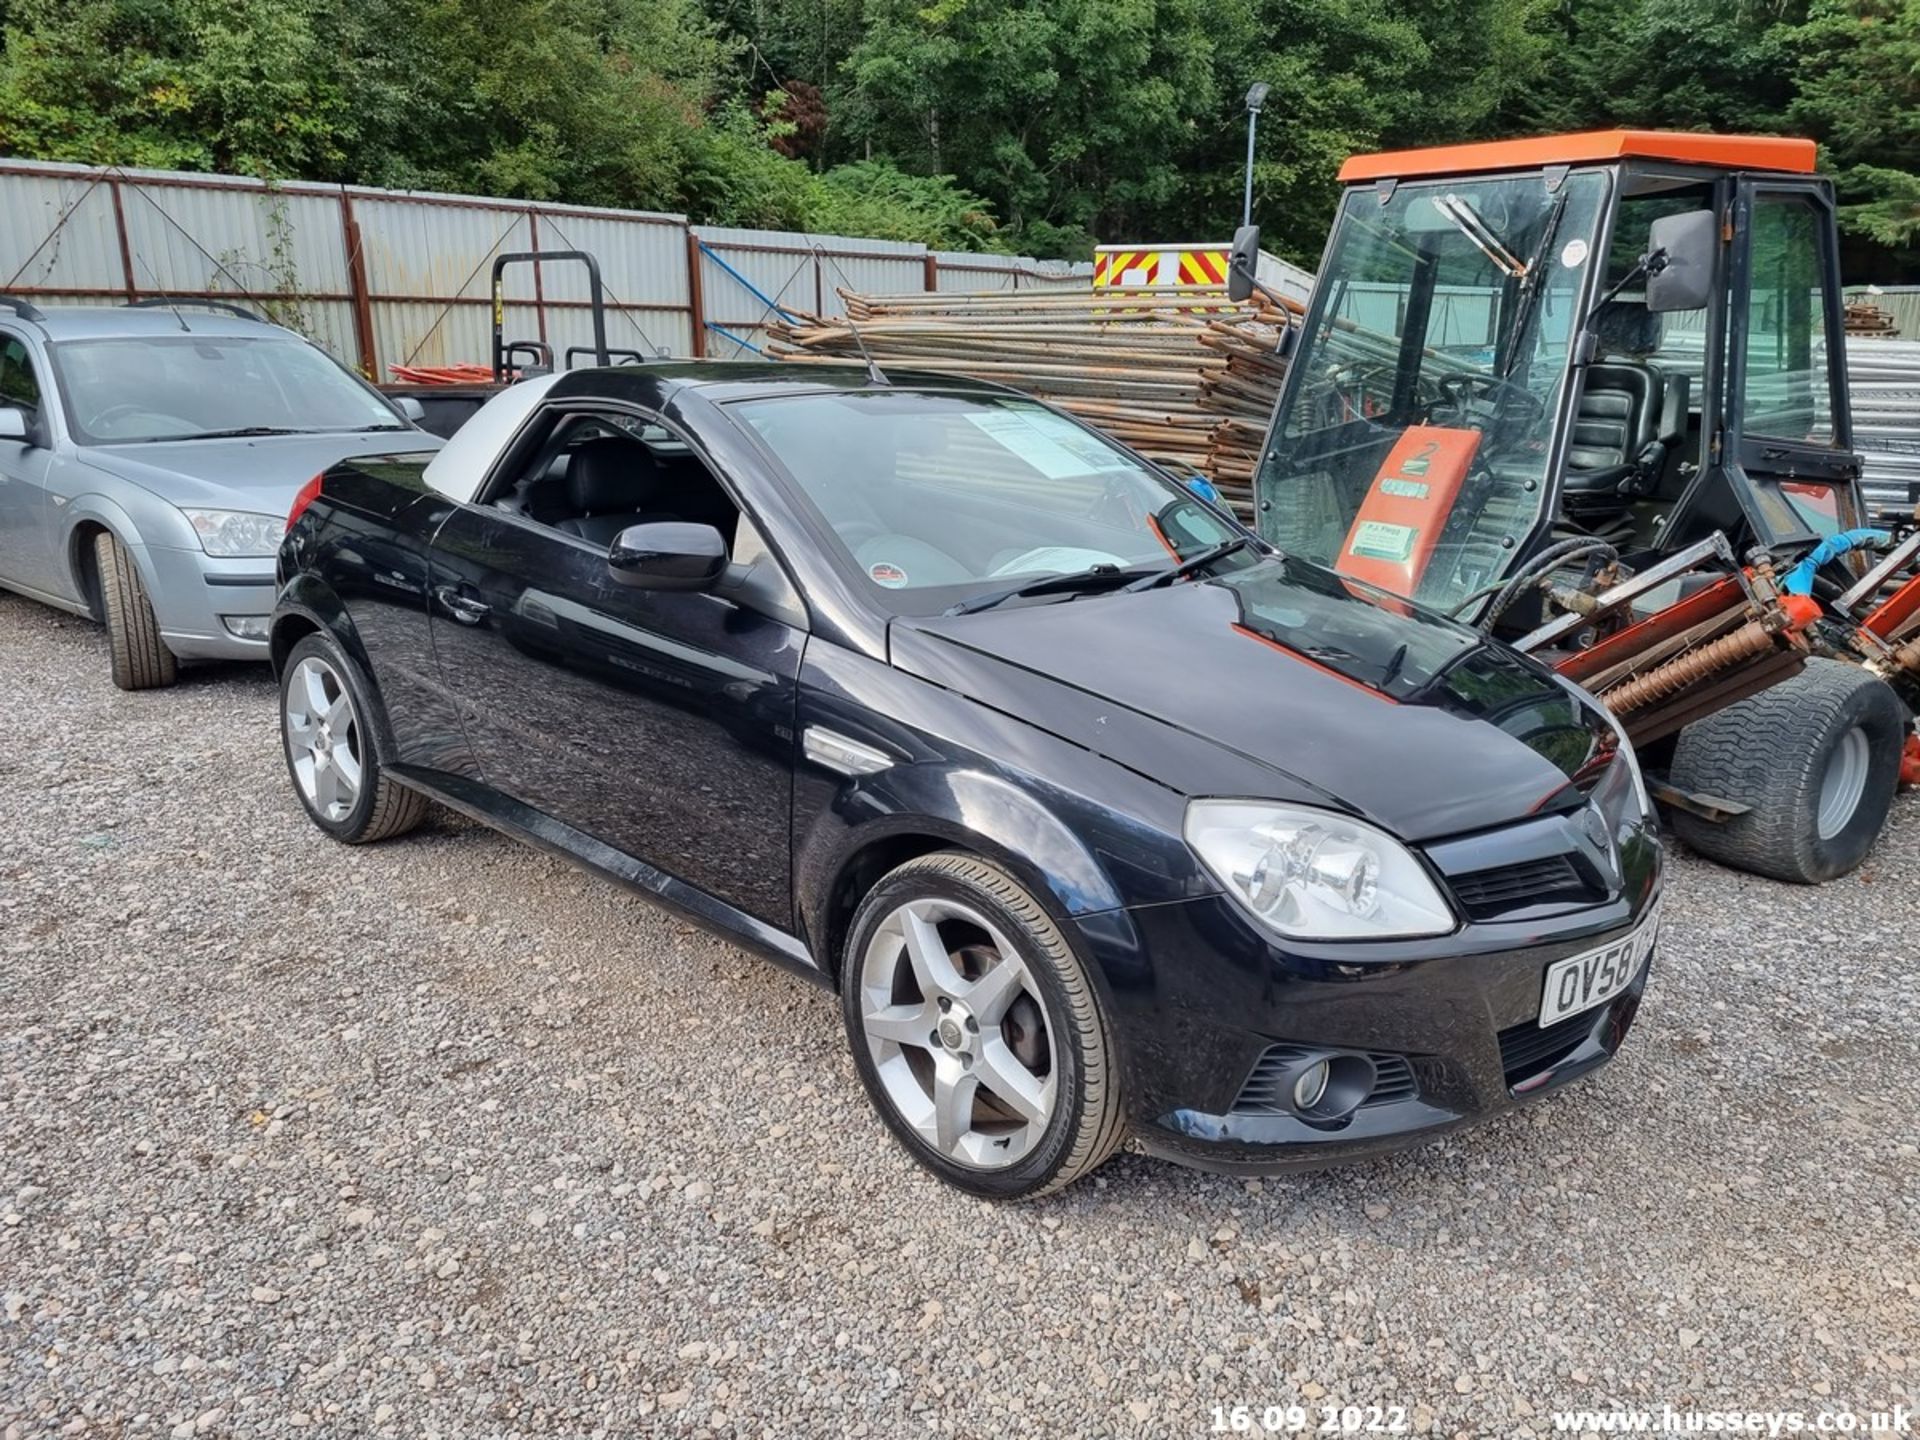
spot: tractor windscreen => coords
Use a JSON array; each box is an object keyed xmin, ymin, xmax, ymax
[{"xmin": 1255, "ymin": 172, "xmax": 1608, "ymax": 615}]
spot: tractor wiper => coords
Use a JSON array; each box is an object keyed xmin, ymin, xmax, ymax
[
  {"xmin": 1434, "ymin": 195, "xmax": 1526, "ymax": 280},
  {"xmin": 1498, "ymin": 191, "xmax": 1570, "ymax": 380},
  {"xmin": 944, "ymin": 562, "xmax": 1155, "ymax": 616}
]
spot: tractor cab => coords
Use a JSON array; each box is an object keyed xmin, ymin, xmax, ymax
[{"xmin": 1247, "ymin": 130, "xmax": 1864, "ymax": 624}]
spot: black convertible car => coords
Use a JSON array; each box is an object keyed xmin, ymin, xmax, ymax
[{"xmin": 271, "ymin": 362, "xmax": 1661, "ymax": 1198}]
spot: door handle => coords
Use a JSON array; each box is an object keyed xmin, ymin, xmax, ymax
[{"xmin": 434, "ymin": 585, "xmax": 491, "ymax": 625}]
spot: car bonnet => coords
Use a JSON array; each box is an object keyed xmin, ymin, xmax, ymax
[{"xmin": 891, "ymin": 557, "xmax": 1616, "ymax": 844}]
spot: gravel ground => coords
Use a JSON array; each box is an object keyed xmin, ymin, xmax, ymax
[{"xmin": 3, "ymin": 597, "xmax": 1918, "ymax": 1440}]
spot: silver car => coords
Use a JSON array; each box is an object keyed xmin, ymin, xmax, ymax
[{"xmin": 0, "ymin": 298, "xmax": 442, "ymax": 688}]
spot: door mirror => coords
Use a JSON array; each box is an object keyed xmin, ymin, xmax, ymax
[
  {"xmin": 1227, "ymin": 224, "xmax": 1261, "ymax": 303},
  {"xmin": 1645, "ymin": 209, "xmax": 1717, "ymax": 313},
  {"xmin": 393, "ymin": 396, "xmax": 427, "ymax": 424},
  {"xmin": 0, "ymin": 409, "xmax": 25, "ymax": 443},
  {"xmin": 607, "ymin": 521, "xmax": 728, "ymax": 591}
]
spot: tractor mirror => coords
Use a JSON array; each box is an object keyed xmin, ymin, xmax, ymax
[
  {"xmin": 1227, "ymin": 225, "xmax": 1261, "ymax": 303},
  {"xmin": 1645, "ymin": 210, "xmax": 1717, "ymax": 313}
]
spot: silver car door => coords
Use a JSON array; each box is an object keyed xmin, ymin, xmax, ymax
[{"xmin": 0, "ymin": 330, "xmax": 61, "ymax": 598}]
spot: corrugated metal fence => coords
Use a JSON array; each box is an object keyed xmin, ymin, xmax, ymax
[
  {"xmin": 0, "ymin": 157, "xmax": 1090, "ymax": 377},
  {"xmin": 1849, "ymin": 338, "xmax": 1920, "ymax": 512}
]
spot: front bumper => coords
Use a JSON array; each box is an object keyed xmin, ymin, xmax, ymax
[
  {"xmin": 1080, "ymin": 865, "xmax": 1660, "ymax": 1176},
  {"xmin": 144, "ymin": 544, "xmax": 275, "ymax": 661}
]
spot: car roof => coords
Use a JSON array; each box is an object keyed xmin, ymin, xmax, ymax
[
  {"xmin": 0, "ymin": 302, "xmax": 298, "ymax": 342},
  {"xmin": 546, "ymin": 359, "xmax": 1022, "ymax": 406}
]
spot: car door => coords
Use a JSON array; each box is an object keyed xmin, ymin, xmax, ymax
[
  {"xmin": 0, "ymin": 330, "xmax": 61, "ymax": 598},
  {"xmin": 1723, "ymin": 177, "xmax": 1864, "ymax": 543},
  {"xmin": 426, "ymin": 403, "xmax": 805, "ymax": 931}
]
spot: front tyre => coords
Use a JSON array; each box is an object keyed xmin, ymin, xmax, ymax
[
  {"xmin": 1669, "ymin": 657, "xmax": 1906, "ymax": 883},
  {"xmin": 279, "ymin": 633, "xmax": 426, "ymax": 844},
  {"xmin": 841, "ymin": 852, "xmax": 1125, "ymax": 1199},
  {"xmin": 94, "ymin": 530, "xmax": 178, "ymax": 690}
]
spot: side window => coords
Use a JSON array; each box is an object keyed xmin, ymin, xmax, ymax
[
  {"xmin": 0, "ymin": 337, "xmax": 41, "ymax": 415},
  {"xmin": 485, "ymin": 408, "xmax": 740, "ymax": 548},
  {"xmin": 1740, "ymin": 194, "xmax": 1836, "ymax": 447},
  {"xmin": 1606, "ymin": 188, "xmax": 1716, "ymax": 397}
]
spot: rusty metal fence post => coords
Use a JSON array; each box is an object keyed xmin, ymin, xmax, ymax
[
  {"xmin": 338, "ymin": 191, "xmax": 378, "ymax": 377},
  {"xmin": 685, "ymin": 226, "xmax": 707, "ymax": 358}
]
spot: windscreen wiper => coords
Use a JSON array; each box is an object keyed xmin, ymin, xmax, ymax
[
  {"xmin": 1434, "ymin": 195, "xmax": 1526, "ymax": 280},
  {"xmin": 1121, "ymin": 536, "xmax": 1257, "ymax": 592},
  {"xmin": 1498, "ymin": 191, "xmax": 1570, "ymax": 380},
  {"xmin": 169, "ymin": 426, "xmax": 308, "ymax": 440},
  {"xmin": 944, "ymin": 562, "xmax": 1154, "ymax": 616}
]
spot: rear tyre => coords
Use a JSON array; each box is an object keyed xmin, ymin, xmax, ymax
[
  {"xmin": 1669, "ymin": 657, "xmax": 1907, "ymax": 883},
  {"xmin": 840, "ymin": 851, "xmax": 1126, "ymax": 1199},
  {"xmin": 279, "ymin": 633, "xmax": 426, "ymax": 844},
  {"xmin": 94, "ymin": 531, "xmax": 178, "ymax": 690}
]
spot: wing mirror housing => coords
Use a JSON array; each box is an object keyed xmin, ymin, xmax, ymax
[
  {"xmin": 0, "ymin": 409, "xmax": 26, "ymax": 443},
  {"xmin": 607, "ymin": 521, "xmax": 728, "ymax": 591},
  {"xmin": 1644, "ymin": 209, "xmax": 1717, "ymax": 313},
  {"xmin": 393, "ymin": 395, "xmax": 428, "ymax": 424},
  {"xmin": 1227, "ymin": 223, "xmax": 1261, "ymax": 303}
]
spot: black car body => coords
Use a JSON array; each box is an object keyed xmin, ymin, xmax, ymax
[{"xmin": 270, "ymin": 362, "xmax": 1661, "ymax": 1197}]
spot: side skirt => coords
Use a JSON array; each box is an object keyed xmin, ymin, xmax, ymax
[{"xmin": 388, "ymin": 765, "xmax": 828, "ymax": 988}]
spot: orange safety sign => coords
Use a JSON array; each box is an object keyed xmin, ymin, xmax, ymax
[
  {"xmin": 1334, "ymin": 426, "xmax": 1482, "ymax": 596},
  {"xmin": 1093, "ymin": 244, "xmax": 1230, "ymax": 291}
]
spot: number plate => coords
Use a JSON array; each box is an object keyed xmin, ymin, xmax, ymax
[{"xmin": 1537, "ymin": 906, "xmax": 1660, "ymax": 1027}]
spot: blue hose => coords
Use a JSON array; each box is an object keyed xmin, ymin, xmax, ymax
[{"xmin": 1781, "ymin": 528, "xmax": 1889, "ymax": 596}]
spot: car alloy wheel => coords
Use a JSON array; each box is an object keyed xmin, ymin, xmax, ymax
[
  {"xmin": 856, "ymin": 895, "xmax": 1059, "ymax": 1170},
  {"xmin": 284, "ymin": 654, "xmax": 365, "ymax": 822}
]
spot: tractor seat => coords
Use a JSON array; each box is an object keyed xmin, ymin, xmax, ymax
[
  {"xmin": 553, "ymin": 436, "xmax": 677, "ymax": 546},
  {"xmin": 1563, "ymin": 301, "xmax": 1690, "ymax": 516},
  {"xmin": 1563, "ymin": 363, "xmax": 1690, "ymax": 516}
]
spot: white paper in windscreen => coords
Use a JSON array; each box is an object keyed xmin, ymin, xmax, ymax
[{"xmin": 963, "ymin": 408, "xmax": 1135, "ymax": 481}]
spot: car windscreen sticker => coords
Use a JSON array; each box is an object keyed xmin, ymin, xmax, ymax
[
  {"xmin": 869, "ymin": 561, "xmax": 909, "ymax": 588},
  {"xmin": 963, "ymin": 408, "xmax": 1134, "ymax": 480},
  {"xmin": 1560, "ymin": 237, "xmax": 1589, "ymax": 269},
  {"xmin": 1349, "ymin": 521, "xmax": 1417, "ymax": 563}
]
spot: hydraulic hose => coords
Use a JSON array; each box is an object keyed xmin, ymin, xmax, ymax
[
  {"xmin": 1780, "ymin": 528, "xmax": 1889, "ymax": 597},
  {"xmin": 1464, "ymin": 538, "xmax": 1620, "ymax": 629}
]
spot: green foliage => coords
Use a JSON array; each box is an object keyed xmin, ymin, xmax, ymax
[
  {"xmin": 836, "ymin": 0, "xmax": 1222, "ymax": 254},
  {"xmin": 1788, "ymin": 0, "xmax": 1920, "ymax": 248},
  {"xmin": 678, "ymin": 103, "xmax": 1001, "ymax": 246},
  {"xmin": 0, "ymin": 0, "xmax": 1914, "ymax": 270}
]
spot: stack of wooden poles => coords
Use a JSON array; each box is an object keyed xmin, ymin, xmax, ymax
[{"xmin": 764, "ymin": 287, "xmax": 1300, "ymax": 515}]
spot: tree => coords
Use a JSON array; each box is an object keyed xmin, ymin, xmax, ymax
[
  {"xmin": 1788, "ymin": 0, "xmax": 1920, "ymax": 255},
  {"xmin": 0, "ymin": 0, "xmax": 349, "ymax": 174},
  {"xmin": 837, "ymin": 0, "xmax": 1220, "ymax": 255}
]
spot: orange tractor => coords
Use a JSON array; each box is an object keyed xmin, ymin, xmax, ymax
[{"xmin": 1231, "ymin": 130, "xmax": 1917, "ymax": 883}]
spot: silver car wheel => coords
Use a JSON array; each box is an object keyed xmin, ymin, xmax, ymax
[
  {"xmin": 284, "ymin": 656, "xmax": 364, "ymax": 822},
  {"xmin": 857, "ymin": 896, "xmax": 1058, "ymax": 1170}
]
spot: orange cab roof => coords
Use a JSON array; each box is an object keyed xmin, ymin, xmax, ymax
[{"xmin": 1338, "ymin": 130, "xmax": 1818, "ymax": 183}]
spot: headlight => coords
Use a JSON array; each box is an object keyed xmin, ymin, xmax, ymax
[
  {"xmin": 1183, "ymin": 799, "xmax": 1456, "ymax": 941},
  {"xmin": 181, "ymin": 508, "xmax": 283, "ymax": 558}
]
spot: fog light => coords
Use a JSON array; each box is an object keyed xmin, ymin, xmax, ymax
[
  {"xmin": 1276, "ymin": 1050, "xmax": 1378, "ymax": 1125},
  {"xmin": 222, "ymin": 615, "xmax": 270, "ymax": 641},
  {"xmin": 1292, "ymin": 1060, "xmax": 1330, "ymax": 1112}
]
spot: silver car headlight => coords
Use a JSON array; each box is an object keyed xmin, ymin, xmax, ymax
[
  {"xmin": 181, "ymin": 508, "xmax": 283, "ymax": 558},
  {"xmin": 1183, "ymin": 799, "xmax": 1456, "ymax": 941}
]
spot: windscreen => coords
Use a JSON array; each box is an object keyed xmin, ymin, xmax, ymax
[
  {"xmin": 1255, "ymin": 171, "xmax": 1608, "ymax": 616},
  {"xmin": 730, "ymin": 390, "xmax": 1241, "ymax": 613},
  {"xmin": 51, "ymin": 334, "xmax": 406, "ymax": 444}
]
